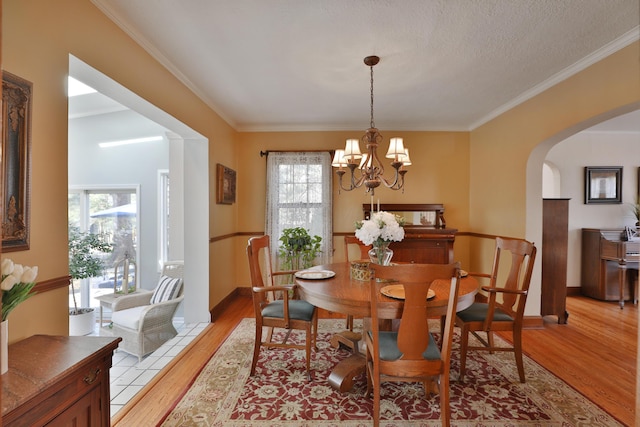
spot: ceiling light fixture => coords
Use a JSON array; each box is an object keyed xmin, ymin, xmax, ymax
[
  {"xmin": 332, "ymin": 55, "xmax": 410, "ymax": 195},
  {"xmin": 98, "ymin": 136, "xmax": 163, "ymax": 148}
]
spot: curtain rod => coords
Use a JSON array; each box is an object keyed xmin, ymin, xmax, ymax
[{"xmin": 259, "ymin": 149, "xmax": 334, "ymax": 157}]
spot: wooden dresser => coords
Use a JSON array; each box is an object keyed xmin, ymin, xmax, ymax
[
  {"xmin": 2, "ymin": 335, "xmax": 121, "ymax": 426},
  {"xmin": 363, "ymin": 203, "xmax": 456, "ymax": 264}
]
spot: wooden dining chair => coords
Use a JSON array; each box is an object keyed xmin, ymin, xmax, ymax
[
  {"xmin": 366, "ymin": 262, "xmax": 461, "ymax": 427},
  {"xmin": 247, "ymin": 235, "xmax": 318, "ymax": 380},
  {"xmin": 344, "ymin": 235, "xmax": 372, "ymax": 262},
  {"xmin": 343, "ymin": 235, "xmax": 372, "ymax": 331},
  {"xmin": 455, "ymin": 236, "xmax": 536, "ymax": 383}
]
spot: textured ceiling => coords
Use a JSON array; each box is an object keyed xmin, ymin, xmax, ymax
[{"xmin": 90, "ymin": 0, "xmax": 639, "ymax": 132}]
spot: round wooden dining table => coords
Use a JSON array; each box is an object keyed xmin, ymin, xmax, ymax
[{"xmin": 295, "ymin": 262, "xmax": 479, "ymax": 392}]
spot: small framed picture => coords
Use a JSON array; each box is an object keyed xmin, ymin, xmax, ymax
[
  {"xmin": 216, "ymin": 164, "xmax": 236, "ymax": 204},
  {"xmin": 584, "ymin": 166, "xmax": 622, "ymax": 204}
]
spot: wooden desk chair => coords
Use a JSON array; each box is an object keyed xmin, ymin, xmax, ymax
[
  {"xmin": 455, "ymin": 237, "xmax": 536, "ymax": 383},
  {"xmin": 366, "ymin": 263, "xmax": 461, "ymax": 427},
  {"xmin": 343, "ymin": 235, "xmax": 372, "ymax": 330},
  {"xmin": 247, "ymin": 235, "xmax": 318, "ymax": 380}
]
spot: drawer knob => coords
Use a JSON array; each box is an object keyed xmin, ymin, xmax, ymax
[{"xmin": 84, "ymin": 368, "xmax": 101, "ymax": 384}]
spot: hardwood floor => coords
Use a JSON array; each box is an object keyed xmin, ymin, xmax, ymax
[
  {"xmin": 518, "ymin": 295, "xmax": 637, "ymax": 426},
  {"xmin": 112, "ymin": 295, "xmax": 637, "ymax": 427}
]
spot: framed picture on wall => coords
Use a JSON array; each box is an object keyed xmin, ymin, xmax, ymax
[
  {"xmin": 2, "ymin": 71, "xmax": 32, "ymax": 251},
  {"xmin": 216, "ymin": 164, "xmax": 236, "ymax": 204},
  {"xmin": 584, "ymin": 166, "xmax": 622, "ymax": 204}
]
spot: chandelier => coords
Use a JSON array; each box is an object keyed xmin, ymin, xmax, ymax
[{"xmin": 332, "ymin": 55, "xmax": 411, "ymax": 195}]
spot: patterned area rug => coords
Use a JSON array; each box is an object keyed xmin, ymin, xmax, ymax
[{"xmin": 161, "ymin": 318, "xmax": 622, "ymax": 426}]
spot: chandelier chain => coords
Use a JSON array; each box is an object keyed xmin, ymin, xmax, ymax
[{"xmin": 370, "ymin": 64, "xmax": 375, "ymax": 129}]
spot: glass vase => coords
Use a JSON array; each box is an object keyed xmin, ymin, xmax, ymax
[
  {"xmin": 369, "ymin": 242, "xmax": 393, "ymax": 266},
  {"xmin": 1, "ymin": 319, "xmax": 7, "ymax": 374}
]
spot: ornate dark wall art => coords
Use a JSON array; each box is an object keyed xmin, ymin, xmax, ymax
[
  {"xmin": 2, "ymin": 71, "xmax": 32, "ymax": 251},
  {"xmin": 216, "ymin": 164, "xmax": 236, "ymax": 204}
]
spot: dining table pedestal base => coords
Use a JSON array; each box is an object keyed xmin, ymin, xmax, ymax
[
  {"xmin": 330, "ymin": 330, "xmax": 361, "ymax": 353},
  {"xmin": 327, "ymin": 352, "xmax": 366, "ymax": 392}
]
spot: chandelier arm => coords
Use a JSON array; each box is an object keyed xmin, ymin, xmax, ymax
[
  {"xmin": 379, "ymin": 168, "xmax": 400, "ymax": 188},
  {"xmin": 336, "ymin": 171, "xmax": 353, "ymax": 192},
  {"xmin": 351, "ymin": 168, "xmax": 367, "ymax": 189},
  {"xmin": 337, "ymin": 166, "xmax": 368, "ymax": 192},
  {"xmin": 388, "ymin": 169, "xmax": 407, "ymax": 190}
]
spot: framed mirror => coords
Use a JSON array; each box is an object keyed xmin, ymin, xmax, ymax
[{"xmin": 362, "ymin": 203, "xmax": 446, "ymax": 228}]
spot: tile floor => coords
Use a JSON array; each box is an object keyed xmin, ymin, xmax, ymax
[{"xmin": 91, "ymin": 319, "xmax": 209, "ymax": 416}]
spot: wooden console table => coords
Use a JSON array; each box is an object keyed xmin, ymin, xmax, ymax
[{"xmin": 2, "ymin": 335, "xmax": 121, "ymax": 426}]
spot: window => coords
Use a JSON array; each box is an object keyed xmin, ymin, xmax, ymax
[
  {"xmin": 266, "ymin": 152, "xmax": 332, "ymax": 268},
  {"xmin": 68, "ymin": 187, "xmax": 139, "ymax": 308}
]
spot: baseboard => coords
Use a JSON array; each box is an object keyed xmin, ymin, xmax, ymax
[
  {"xmin": 210, "ymin": 288, "xmax": 241, "ymax": 321},
  {"xmin": 566, "ymin": 286, "xmax": 582, "ymax": 296},
  {"xmin": 236, "ymin": 286, "xmax": 251, "ymax": 297},
  {"xmin": 523, "ymin": 316, "xmax": 544, "ymax": 329}
]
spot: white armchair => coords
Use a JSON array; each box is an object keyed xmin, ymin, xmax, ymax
[{"xmin": 111, "ymin": 261, "xmax": 184, "ymax": 361}]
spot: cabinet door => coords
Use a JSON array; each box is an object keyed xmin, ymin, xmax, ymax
[
  {"xmin": 45, "ymin": 386, "xmax": 102, "ymax": 427},
  {"xmin": 390, "ymin": 239, "xmax": 449, "ymax": 264}
]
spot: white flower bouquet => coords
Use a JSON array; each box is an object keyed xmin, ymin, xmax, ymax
[
  {"xmin": 1, "ymin": 258, "xmax": 38, "ymax": 321},
  {"xmin": 355, "ymin": 211, "xmax": 406, "ymax": 247}
]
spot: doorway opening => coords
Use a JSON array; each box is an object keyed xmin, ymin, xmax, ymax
[
  {"xmin": 68, "ymin": 187, "xmax": 139, "ymax": 309},
  {"xmin": 68, "ymin": 54, "xmax": 210, "ymax": 325}
]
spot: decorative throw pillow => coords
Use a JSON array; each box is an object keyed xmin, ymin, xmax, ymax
[{"xmin": 150, "ymin": 275, "xmax": 183, "ymax": 304}]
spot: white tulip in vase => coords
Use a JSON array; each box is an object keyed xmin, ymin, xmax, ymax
[{"xmin": 1, "ymin": 258, "xmax": 38, "ymax": 374}]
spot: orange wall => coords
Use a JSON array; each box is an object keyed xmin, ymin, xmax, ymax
[
  {"xmin": 469, "ymin": 41, "xmax": 640, "ymax": 315},
  {"xmin": 235, "ymin": 131, "xmax": 471, "ymax": 286},
  {"xmin": 2, "ymin": 0, "xmax": 237, "ymax": 341}
]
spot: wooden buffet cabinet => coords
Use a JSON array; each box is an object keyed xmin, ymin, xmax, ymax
[
  {"xmin": 362, "ymin": 204, "xmax": 456, "ymax": 264},
  {"xmin": 2, "ymin": 335, "xmax": 121, "ymax": 426}
]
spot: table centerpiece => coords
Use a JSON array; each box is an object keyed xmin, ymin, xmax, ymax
[{"xmin": 355, "ymin": 211, "xmax": 405, "ymax": 265}]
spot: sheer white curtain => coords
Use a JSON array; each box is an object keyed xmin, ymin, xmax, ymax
[{"xmin": 266, "ymin": 152, "xmax": 332, "ymax": 268}]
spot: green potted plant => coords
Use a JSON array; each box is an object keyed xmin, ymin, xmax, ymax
[
  {"xmin": 68, "ymin": 226, "xmax": 113, "ymax": 335},
  {"xmin": 278, "ymin": 227, "xmax": 322, "ymax": 270}
]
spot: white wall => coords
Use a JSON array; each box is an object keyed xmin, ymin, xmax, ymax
[
  {"xmin": 545, "ymin": 130, "xmax": 640, "ymax": 288},
  {"xmin": 68, "ymin": 108, "xmax": 170, "ymax": 287}
]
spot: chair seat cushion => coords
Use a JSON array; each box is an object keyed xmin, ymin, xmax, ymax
[
  {"xmin": 369, "ymin": 330, "xmax": 441, "ymax": 361},
  {"xmin": 150, "ymin": 275, "xmax": 183, "ymax": 304},
  {"xmin": 456, "ymin": 302, "xmax": 514, "ymax": 323},
  {"xmin": 261, "ymin": 299, "xmax": 315, "ymax": 321},
  {"xmin": 112, "ymin": 306, "xmax": 147, "ymax": 330}
]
